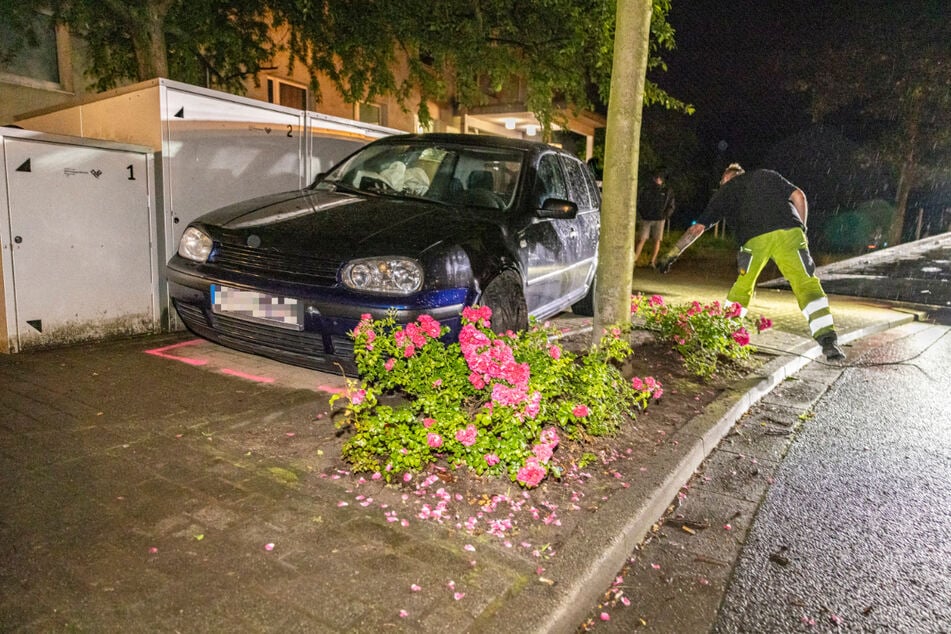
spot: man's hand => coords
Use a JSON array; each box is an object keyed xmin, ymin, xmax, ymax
[{"xmin": 656, "ymin": 254, "xmax": 678, "ymax": 274}]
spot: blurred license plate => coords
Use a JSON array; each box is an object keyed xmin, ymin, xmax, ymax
[{"xmin": 211, "ymin": 285, "xmax": 302, "ymax": 330}]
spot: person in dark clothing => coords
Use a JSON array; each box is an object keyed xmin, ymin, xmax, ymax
[
  {"xmin": 657, "ymin": 163, "xmax": 845, "ymax": 360},
  {"xmin": 634, "ymin": 171, "xmax": 676, "ymax": 268}
]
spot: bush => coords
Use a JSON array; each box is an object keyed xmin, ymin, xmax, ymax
[
  {"xmin": 332, "ymin": 295, "xmax": 771, "ymax": 488},
  {"xmin": 631, "ymin": 294, "xmax": 771, "ymax": 380},
  {"xmin": 331, "ymin": 307, "xmax": 662, "ymax": 488}
]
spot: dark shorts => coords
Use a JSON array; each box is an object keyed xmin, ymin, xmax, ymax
[{"xmin": 637, "ymin": 219, "xmax": 665, "ymax": 241}]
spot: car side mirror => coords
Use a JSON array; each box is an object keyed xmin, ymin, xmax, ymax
[{"xmin": 537, "ymin": 198, "xmax": 578, "ymax": 220}]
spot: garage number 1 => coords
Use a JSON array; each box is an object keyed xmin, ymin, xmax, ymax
[{"xmin": 127, "ymin": 165, "xmax": 136, "ymax": 180}]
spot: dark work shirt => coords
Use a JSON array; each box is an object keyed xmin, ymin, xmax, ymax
[
  {"xmin": 696, "ymin": 169, "xmax": 804, "ymax": 246},
  {"xmin": 638, "ymin": 180, "xmax": 674, "ymax": 221}
]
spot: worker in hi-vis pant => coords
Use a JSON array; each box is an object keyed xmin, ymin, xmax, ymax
[{"xmin": 656, "ymin": 163, "xmax": 846, "ymax": 361}]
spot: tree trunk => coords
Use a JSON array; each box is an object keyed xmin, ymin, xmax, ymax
[
  {"xmin": 888, "ymin": 89, "xmax": 922, "ymax": 246},
  {"xmin": 890, "ymin": 157, "xmax": 913, "ymax": 246},
  {"xmin": 592, "ymin": 0, "xmax": 653, "ymax": 341},
  {"xmin": 131, "ymin": 0, "xmax": 174, "ymax": 81}
]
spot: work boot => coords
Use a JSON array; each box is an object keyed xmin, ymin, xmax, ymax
[{"xmin": 818, "ymin": 333, "xmax": 846, "ymax": 361}]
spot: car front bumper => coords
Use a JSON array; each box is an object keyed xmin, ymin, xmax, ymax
[{"xmin": 167, "ymin": 264, "xmax": 468, "ymax": 373}]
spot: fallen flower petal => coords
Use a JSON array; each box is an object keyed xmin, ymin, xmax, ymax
[
  {"xmin": 600, "ymin": 612, "xmax": 610, "ymax": 621},
  {"xmin": 264, "ymin": 543, "xmax": 275, "ymax": 551},
  {"xmin": 453, "ymin": 592, "xmax": 465, "ymax": 601},
  {"xmin": 410, "ymin": 584, "xmax": 422, "ymax": 592},
  {"xmin": 399, "ymin": 610, "xmax": 408, "ymax": 618}
]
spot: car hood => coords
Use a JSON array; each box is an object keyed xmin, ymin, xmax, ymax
[{"xmin": 195, "ymin": 188, "xmax": 500, "ymax": 258}]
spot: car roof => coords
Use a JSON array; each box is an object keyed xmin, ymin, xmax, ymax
[{"xmin": 374, "ymin": 132, "xmax": 571, "ymax": 155}]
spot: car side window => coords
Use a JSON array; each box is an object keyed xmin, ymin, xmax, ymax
[
  {"xmin": 562, "ymin": 157, "xmax": 595, "ymax": 211},
  {"xmin": 534, "ymin": 153, "xmax": 568, "ymax": 208}
]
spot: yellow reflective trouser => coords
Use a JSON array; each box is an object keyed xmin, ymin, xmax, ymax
[{"xmin": 726, "ymin": 227, "xmax": 836, "ymax": 340}]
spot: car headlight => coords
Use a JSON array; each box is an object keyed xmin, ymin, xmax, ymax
[
  {"xmin": 341, "ymin": 257, "xmax": 424, "ymax": 295},
  {"xmin": 178, "ymin": 227, "xmax": 213, "ymax": 262}
]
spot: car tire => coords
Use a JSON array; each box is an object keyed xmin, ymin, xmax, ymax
[
  {"xmin": 480, "ymin": 270, "xmax": 529, "ymax": 334},
  {"xmin": 571, "ymin": 274, "xmax": 596, "ymax": 316}
]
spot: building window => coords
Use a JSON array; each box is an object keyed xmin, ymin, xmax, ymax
[
  {"xmin": 266, "ymin": 77, "xmax": 308, "ymax": 110},
  {"xmin": 0, "ymin": 11, "xmax": 62, "ymax": 88},
  {"xmin": 355, "ymin": 102, "xmax": 384, "ymax": 126}
]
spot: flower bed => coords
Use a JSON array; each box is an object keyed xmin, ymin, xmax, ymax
[{"xmin": 332, "ymin": 295, "xmax": 770, "ymax": 489}]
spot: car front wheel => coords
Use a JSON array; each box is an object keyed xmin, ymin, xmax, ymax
[{"xmin": 479, "ymin": 270, "xmax": 529, "ymax": 334}]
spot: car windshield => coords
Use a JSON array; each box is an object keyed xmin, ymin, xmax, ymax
[{"xmin": 315, "ymin": 141, "xmax": 524, "ymax": 211}]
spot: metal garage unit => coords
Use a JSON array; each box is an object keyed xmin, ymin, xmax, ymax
[
  {"xmin": 0, "ymin": 128, "xmax": 156, "ymax": 353},
  {"xmin": 16, "ymin": 78, "xmax": 398, "ymax": 328}
]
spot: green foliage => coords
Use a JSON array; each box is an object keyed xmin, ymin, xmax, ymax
[
  {"xmin": 331, "ymin": 308, "xmax": 662, "ymax": 488},
  {"xmin": 631, "ymin": 294, "xmax": 769, "ymax": 380},
  {"xmin": 31, "ymin": 0, "xmax": 689, "ymax": 134},
  {"xmin": 787, "ymin": 4, "xmax": 950, "ymax": 242},
  {"xmin": 822, "ymin": 199, "xmax": 896, "ymax": 254}
]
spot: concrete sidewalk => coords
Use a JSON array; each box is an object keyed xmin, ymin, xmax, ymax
[{"xmin": 0, "ymin": 272, "xmax": 919, "ymax": 633}]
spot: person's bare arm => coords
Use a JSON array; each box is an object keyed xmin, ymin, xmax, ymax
[
  {"xmin": 656, "ymin": 223, "xmax": 706, "ymax": 273},
  {"xmin": 671, "ymin": 223, "xmax": 706, "ymax": 255},
  {"xmin": 790, "ymin": 188, "xmax": 808, "ymax": 227}
]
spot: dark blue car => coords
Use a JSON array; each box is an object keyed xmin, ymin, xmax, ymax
[{"xmin": 166, "ymin": 133, "xmax": 600, "ymax": 372}]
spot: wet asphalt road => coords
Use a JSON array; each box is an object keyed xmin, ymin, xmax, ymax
[{"xmin": 714, "ymin": 322, "xmax": 951, "ymax": 632}]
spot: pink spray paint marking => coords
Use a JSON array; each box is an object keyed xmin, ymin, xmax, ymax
[
  {"xmin": 219, "ymin": 368, "xmax": 276, "ymax": 384},
  {"xmin": 144, "ymin": 339, "xmax": 209, "ymax": 366}
]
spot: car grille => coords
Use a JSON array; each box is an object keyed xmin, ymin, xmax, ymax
[
  {"xmin": 212, "ymin": 312, "xmax": 329, "ymax": 356},
  {"xmin": 174, "ymin": 302, "xmax": 209, "ymax": 330},
  {"xmin": 211, "ymin": 242, "xmax": 340, "ymax": 285},
  {"xmin": 176, "ymin": 300, "xmax": 345, "ymax": 355}
]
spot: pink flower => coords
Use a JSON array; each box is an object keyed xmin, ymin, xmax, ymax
[
  {"xmin": 384, "ymin": 358, "xmax": 396, "ymax": 371},
  {"xmin": 652, "ymin": 387, "xmax": 664, "ymax": 399},
  {"xmin": 758, "ymin": 315, "xmax": 773, "ymax": 332},
  {"xmin": 631, "ymin": 377, "xmax": 643, "ymax": 391},
  {"xmin": 432, "ymin": 378, "xmax": 442, "ymax": 388},
  {"xmin": 532, "ymin": 443, "xmax": 554, "ymax": 463},
  {"xmin": 417, "ymin": 314, "xmax": 442, "ymax": 338},
  {"xmin": 548, "ymin": 345, "xmax": 561, "ymax": 360},
  {"xmin": 572, "ymin": 404, "xmax": 590, "ymax": 418},
  {"xmin": 462, "ymin": 305, "xmax": 493, "ymax": 327},
  {"xmin": 539, "ymin": 427, "xmax": 559, "ymax": 448},
  {"xmin": 649, "ymin": 294, "xmax": 665, "ymax": 307},
  {"xmin": 523, "ymin": 391, "xmax": 542, "ymax": 419},
  {"xmin": 732, "ymin": 328, "xmax": 750, "ymax": 346},
  {"xmin": 422, "ymin": 417, "xmax": 436, "ymax": 428},
  {"xmin": 350, "ymin": 389, "xmax": 366, "ymax": 405},
  {"xmin": 516, "ymin": 459, "xmax": 547, "ymax": 488},
  {"xmin": 484, "ymin": 453, "xmax": 500, "ymax": 466},
  {"xmin": 468, "ymin": 372, "xmax": 486, "ymax": 390},
  {"xmin": 455, "ymin": 424, "xmax": 478, "ymax": 447},
  {"xmin": 403, "ymin": 344, "xmax": 416, "ymax": 358},
  {"xmin": 426, "ymin": 433, "xmax": 443, "ymax": 448}
]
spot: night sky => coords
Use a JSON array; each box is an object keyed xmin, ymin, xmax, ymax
[{"xmin": 657, "ymin": 0, "xmax": 934, "ymax": 168}]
